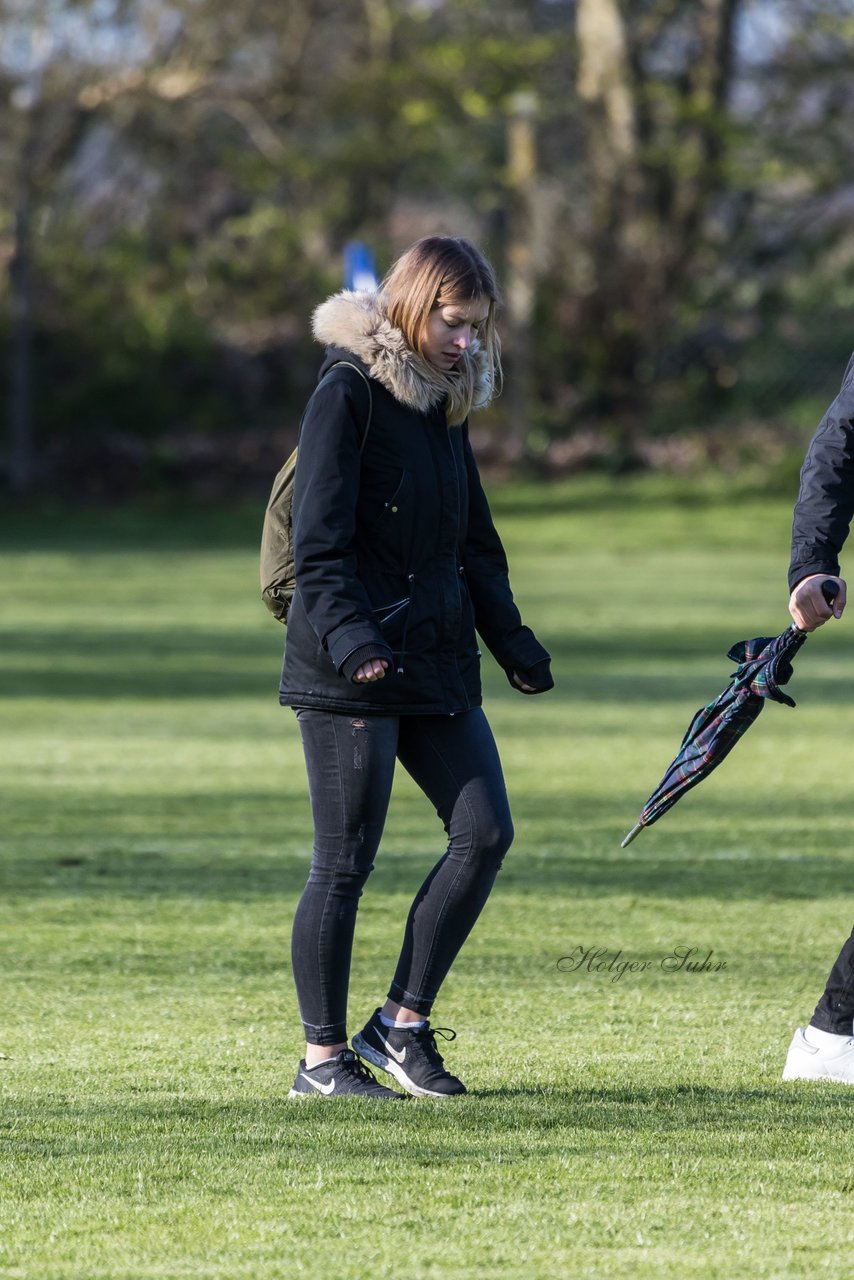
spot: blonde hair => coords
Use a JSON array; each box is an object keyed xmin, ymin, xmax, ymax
[{"xmin": 380, "ymin": 236, "xmax": 502, "ymax": 425}]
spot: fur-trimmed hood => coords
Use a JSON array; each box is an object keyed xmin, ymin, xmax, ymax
[{"xmin": 312, "ymin": 289, "xmax": 494, "ymax": 424}]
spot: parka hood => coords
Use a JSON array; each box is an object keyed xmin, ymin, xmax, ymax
[{"xmin": 312, "ymin": 289, "xmax": 495, "ymax": 423}]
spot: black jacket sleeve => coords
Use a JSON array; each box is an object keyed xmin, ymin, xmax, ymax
[
  {"xmin": 789, "ymin": 354, "xmax": 854, "ymax": 591},
  {"xmin": 291, "ymin": 371, "xmax": 390, "ymax": 675},
  {"xmin": 461, "ymin": 424, "xmax": 551, "ymax": 678}
]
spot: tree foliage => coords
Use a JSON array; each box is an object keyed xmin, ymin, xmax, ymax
[{"xmin": 1, "ymin": 0, "xmax": 853, "ymax": 487}]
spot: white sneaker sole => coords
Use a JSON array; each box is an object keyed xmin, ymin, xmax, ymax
[
  {"xmin": 782, "ymin": 1065, "xmax": 854, "ymax": 1084},
  {"xmin": 351, "ymin": 1032, "xmax": 463, "ymax": 1098},
  {"xmin": 286, "ymin": 1085, "xmax": 403, "ymax": 1100}
]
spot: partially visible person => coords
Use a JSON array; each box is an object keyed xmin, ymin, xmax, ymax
[{"xmin": 782, "ymin": 354, "xmax": 854, "ymax": 1083}]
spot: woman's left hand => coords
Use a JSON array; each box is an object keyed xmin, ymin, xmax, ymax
[{"xmin": 508, "ymin": 658, "xmax": 554, "ymax": 694}]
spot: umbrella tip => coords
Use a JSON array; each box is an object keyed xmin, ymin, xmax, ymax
[{"xmin": 620, "ymin": 823, "xmax": 644, "ymax": 849}]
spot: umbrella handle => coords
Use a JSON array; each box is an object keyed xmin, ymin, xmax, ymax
[{"xmin": 791, "ymin": 578, "xmax": 840, "ymax": 634}]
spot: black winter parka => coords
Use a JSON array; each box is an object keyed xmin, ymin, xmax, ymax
[
  {"xmin": 789, "ymin": 353, "xmax": 854, "ymax": 591},
  {"xmin": 279, "ymin": 291, "xmax": 550, "ymax": 715}
]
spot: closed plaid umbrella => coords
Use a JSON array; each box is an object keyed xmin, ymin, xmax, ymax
[{"xmin": 620, "ymin": 603, "xmax": 831, "ymax": 848}]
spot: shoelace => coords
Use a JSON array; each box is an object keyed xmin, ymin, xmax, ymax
[
  {"xmin": 412, "ymin": 1023, "xmax": 456, "ymax": 1068},
  {"xmin": 346, "ymin": 1054, "xmax": 383, "ymax": 1085}
]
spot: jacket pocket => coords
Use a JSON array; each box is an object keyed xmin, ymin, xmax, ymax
[
  {"xmin": 383, "ymin": 470, "xmax": 410, "ymax": 512},
  {"xmin": 371, "ymin": 595, "xmax": 411, "ymax": 631},
  {"xmin": 365, "ymin": 469, "xmax": 412, "ymax": 533},
  {"xmin": 457, "ymin": 566, "xmax": 481, "ymax": 656}
]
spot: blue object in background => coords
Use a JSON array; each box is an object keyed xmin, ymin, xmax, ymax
[{"xmin": 344, "ymin": 241, "xmax": 378, "ymax": 291}]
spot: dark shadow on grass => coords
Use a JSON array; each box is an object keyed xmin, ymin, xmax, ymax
[
  {"xmin": 462, "ymin": 1082, "xmax": 854, "ymax": 1122},
  {"xmin": 0, "ymin": 483, "xmax": 788, "ymax": 555},
  {"xmin": 489, "ymin": 480, "xmax": 795, "ymax": 521},
  {"xmin": 0, "ymin": 502, "xmax": 265, "ymax": 553},
  {"xmin": 497, "ymin": 856, "xmax": 854, "ymax": 901},
  {"xmin": 2, "ymin": 623, "xmax": 852, "ymax": 705},
  {"xmin": 4, "ymin": 800, "xmax": 854, "ymax": 900},
  {"xmin": 0, "ymin": 627, "xmax": 281, "ymax": 700},
  {"xmin": 5, "ymin": 1084, "xmax": 851, "ymax": 1160}
]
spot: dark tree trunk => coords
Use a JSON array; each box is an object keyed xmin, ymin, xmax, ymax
[{"xmin": 9, "ymin": 172, "xmax": 34, "ymax": 493}]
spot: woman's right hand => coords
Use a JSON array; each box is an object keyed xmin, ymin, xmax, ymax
[
  {"xmin": 353, "ymin": 658, "xmax": 390, "ymax": 683},
  {"xmin": 788, "ymin": 574, "xmax": 846, "ymax": 631}
]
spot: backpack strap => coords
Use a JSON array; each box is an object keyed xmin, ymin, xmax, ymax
[
  {"xmin": 260, "ymin": 362, "xmax": 374, "ymax": 625},
  {"xmin": 300, "ymin": 359, "xmax": 373, "ymax": 452},
  {"xmin": 331, "ymin": 360, "xmax": 373, "ymax": 453}
]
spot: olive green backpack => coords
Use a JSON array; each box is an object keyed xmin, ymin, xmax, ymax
[{"xmin": 259, "ymin": 361, "xmax": 373, "ymax": 623}]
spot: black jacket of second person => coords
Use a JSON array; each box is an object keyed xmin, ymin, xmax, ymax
[
  {"xmin": 789, "ymin": 353, "xmax": 854, "ymax": 591},
  {"xmin": 279, "ymin": 289, "xmax": 551, "ymax": 715}
]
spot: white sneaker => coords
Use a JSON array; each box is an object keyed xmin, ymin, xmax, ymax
[{"xmin": 782, "ymin": 1027, "xmax": 854, "ymax": 1083}]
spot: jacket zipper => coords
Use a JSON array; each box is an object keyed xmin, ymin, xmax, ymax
[
  {"xmin": 447, "ymin": 430, "xmax": 471, "ymax": 711},
  {"xmin": 396, "ymin": 572, "xmax": 415, "ymax": 673}
]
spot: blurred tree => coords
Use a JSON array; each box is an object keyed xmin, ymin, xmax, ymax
[
  {"xmin": 567, "ymin": 0, "xmax": 854, "ymax": 450},
  {"xmin": 573, "ymin": 0, "xmax": 740, "ymax": 456},
  {"xmin": 1, "ymin": 0, "xmax": 853, "ymax": 492},
  {"xmin": 0, "ymin": 0, "xmax": 183, "ymax": 488},
  {"xmin": 3, "ymin": 0, "xmax": 574, "ymax": 477}
]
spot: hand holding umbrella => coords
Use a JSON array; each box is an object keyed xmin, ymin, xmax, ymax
[
  {"xmin": 789, "ymin": 572, "xmax": 847, "ymax": 632},
  {"xmin": 620, "ymin": 579, "xmax": 841, "ymax": 848}
]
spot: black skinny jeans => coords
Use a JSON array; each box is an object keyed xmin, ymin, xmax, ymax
[
  {"xmin": 812, "ymin": 929, "xmax": 854, "ymax": 1034},
  {"xmin": 291, "ymin": 706, "xmax": 514, "ymax": 1046}
]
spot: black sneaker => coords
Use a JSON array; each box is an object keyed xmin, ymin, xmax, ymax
[
  {"xmin": 287, "ymin": 1048, "xmax": 405, "ymax": 1100},
  {"xmin": 352, "ymin": 1009, "xmax": 467, "ymax": 1097}
]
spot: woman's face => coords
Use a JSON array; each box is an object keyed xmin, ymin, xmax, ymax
[{"xmin": 422, "ymin": 298, "xmax": 489, "ymax": 372}]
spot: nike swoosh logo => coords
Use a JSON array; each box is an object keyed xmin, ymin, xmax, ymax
[
  {"xmin": 378, "ymin": 1033, "xmax": 407, "ymax": 1064},
  {"xmin": 299, "ymin": 1072, "xmax": 335, "ymax": 1094}
]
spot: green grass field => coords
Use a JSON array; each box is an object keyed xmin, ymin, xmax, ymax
[{"xmin": 3, "ymin": 475, "xmax": 854, "ymax": 1279}]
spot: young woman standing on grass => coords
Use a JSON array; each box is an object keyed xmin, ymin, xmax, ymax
[{"xmin": 280, "ymin": 236, "xmax": 553, "ymax": 1100}]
